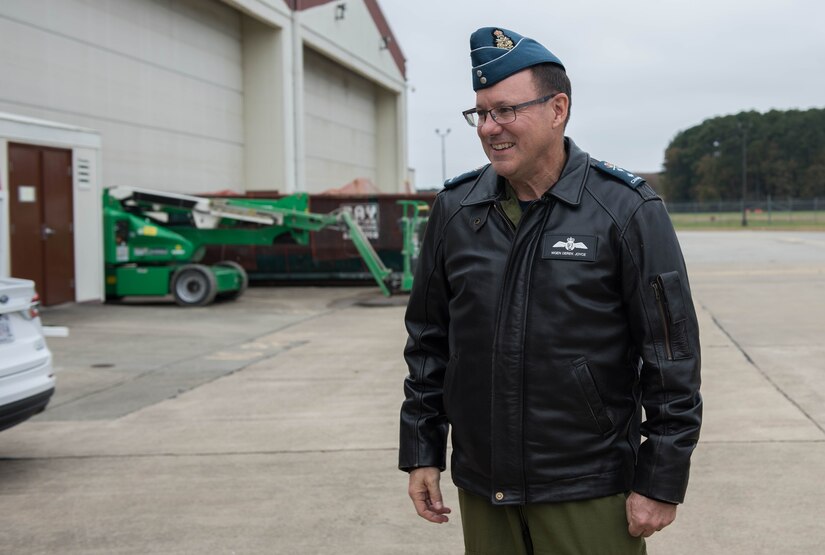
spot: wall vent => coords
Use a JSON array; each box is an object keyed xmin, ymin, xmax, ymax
[{"xmin": 76, "ymin": 158, "xmax": 92, "ymax": 189}]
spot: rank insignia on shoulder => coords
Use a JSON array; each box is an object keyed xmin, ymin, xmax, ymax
[
  {"xmin": 591, "ymin": 159, "xmax": 646, "ymax": 189},
  {"xmin": 444, "ymin": 165, "xmax": 487, "ymax": 189}
]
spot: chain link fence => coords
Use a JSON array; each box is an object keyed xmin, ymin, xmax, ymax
[{"xmin": 666, "ymin": 197, "xmax": 823, "ymax": 228}]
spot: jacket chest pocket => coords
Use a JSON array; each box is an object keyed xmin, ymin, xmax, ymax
[{"xmin": 466, "ymin": 205, "xmax": 491, "ymax": 233}]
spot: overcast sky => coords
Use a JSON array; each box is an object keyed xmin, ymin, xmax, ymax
[{"xmin": 379, "ymin": 0, "xmax": 825, "ymax": 189}]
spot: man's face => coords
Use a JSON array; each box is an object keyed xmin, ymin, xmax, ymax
[{"xmin": 474, "ymin": 70, "xmax": 561, "ymax": 184}]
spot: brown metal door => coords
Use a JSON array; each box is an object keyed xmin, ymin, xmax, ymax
[
  {"xmin": 42, "ymin": 149, "xmax": 75, "ymax": 305},
  {"xmin": 8, "ymin": 144, "xmax": 45, "ymax": 292},
  {"xmin": 8, "ymin": 143, "xmax": 75, "ymax": 306}
]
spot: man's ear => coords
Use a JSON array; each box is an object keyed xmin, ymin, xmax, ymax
[{"xmin": 551, "ymin": 94, "xmax": 570, "ymax": 129}]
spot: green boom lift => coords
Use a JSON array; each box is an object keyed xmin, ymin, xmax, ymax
[
  {"xmin": 397, "ymin": 200, "xmax": 430, "ymax": 292},
  {"xmin": 103, "ymin": 186, "xmax": 416, "ymax": 306}
]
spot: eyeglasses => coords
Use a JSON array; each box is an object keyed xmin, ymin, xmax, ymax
[{"xmin": 462, "ymin": 93, "xmax": 558, "ymax": 128}]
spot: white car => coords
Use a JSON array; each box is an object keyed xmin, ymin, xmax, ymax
[{"xmin": 0, "ymin": 277, "xmax": 55, "ymax": 431}]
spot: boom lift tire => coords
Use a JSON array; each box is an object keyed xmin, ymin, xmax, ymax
[
  {"xmin": 216, "ymin": 260, "xmax": 248, "ymax": 300},
  {"xmin": 171, "ymin": 264, "xmax": 217, "ymax": 307}
]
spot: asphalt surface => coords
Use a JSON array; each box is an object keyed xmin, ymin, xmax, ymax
[{"xmin": 1, "ymin": 230, "xmax": 823, "ymax": 554}]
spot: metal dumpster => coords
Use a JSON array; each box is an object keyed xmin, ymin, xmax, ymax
[{"xmin": 201, "ymin": 192, "xmax": 434, "ymax": 285}]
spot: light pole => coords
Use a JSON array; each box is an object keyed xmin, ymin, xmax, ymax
[
  {"xmin": 737, "ymin": 121, "xmax": 749, "ymax": 227},
  {"xmin": 435, "ymin": 128, "xmax": 451, "ymax": 183},
  {"xmin": 712, "ymin": 139, "xmax": 721, "ymax": 207}
]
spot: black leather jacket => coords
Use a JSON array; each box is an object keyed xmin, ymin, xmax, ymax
[{"xmin": 399, "ymin": 139, "xmax": 702, "ymax": 505}]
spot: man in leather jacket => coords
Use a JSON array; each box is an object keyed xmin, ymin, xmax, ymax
[{"xmin": 399, "ymin": 26, "xmax": 702, "ymax": 554}]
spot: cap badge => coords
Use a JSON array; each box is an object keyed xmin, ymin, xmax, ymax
[{"xmin": 492, "ymin": 29, "xmax": 515, "ymax": 50}]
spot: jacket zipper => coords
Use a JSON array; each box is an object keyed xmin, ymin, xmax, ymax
[
  {"xmin": 490, "ymin": 197, "xmax": 542, "ymax": 502},
  {"xmin": 494, "ymin": 202, "xmax": 516, "ymax": 233},
  {"xmin": 652, "ymin": 281, "xmax": 673, "ymax": 360}
]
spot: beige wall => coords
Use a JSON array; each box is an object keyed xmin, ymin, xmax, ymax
[
  {"xmin": 299, "ymin": 0, "xmax": 407, "ymax": 193},
  {"xmin": 233, "ymin": 0, "xmax": 408, "ymax": 194},
  {"xmin": 376, "ymin": 86, "xmax": 404, "ymax": 193},
  {"xmin": 0, "ymin": 0, "xmax": 408, "ymax": 196},
  {"xmin": 242, "ymin": 16, "xmax": 293, "ymax": 193},
  {"xmin": 303, "ymin": 47, "xmax": 378, "ymax": 192},
  {"xmin": 0, "ymin": 0, "xmax": 244, "ymax": 194}
]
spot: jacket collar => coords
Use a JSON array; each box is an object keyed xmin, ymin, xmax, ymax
[{"xmin": 460, "ymin": 137, "xmax": 590, "ymax": 207}]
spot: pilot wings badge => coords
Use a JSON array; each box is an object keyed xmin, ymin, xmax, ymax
[
  {"xmin": 543, "ymin": 234, "xmax": 597, "ymax": 261},
  {"xmin": 553, "ymin": 237, "xmax": 588, "ymax": 252}
]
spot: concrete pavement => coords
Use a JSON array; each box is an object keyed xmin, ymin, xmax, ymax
[
  {"xmin": 1, "ymin": 231, "xmax": 824, "ymax": 554},
  {"xmin": 645, "ymin": 231, "xmax": 825, "ymax": 554}
]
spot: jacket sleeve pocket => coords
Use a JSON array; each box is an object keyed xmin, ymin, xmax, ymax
[
  {"xmin": 653, "ymin": 271, "xmax": 693, "ymax": 360},
  {"xmin": 572, "ymin": 358, "xmax": 615, "ymax": 436}
]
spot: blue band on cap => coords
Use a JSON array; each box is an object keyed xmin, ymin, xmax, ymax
[{"xmin": 470, "ymin": 27, "xmax": 564, "ymax": 91}]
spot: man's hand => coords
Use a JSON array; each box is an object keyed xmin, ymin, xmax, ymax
[
  {"xmin": 408, "ymin": 467, "xmax": 452, "ymax": 523},
  {"xmin": 626, "ymin": 491, "xmax": 677, "ymax": 538}
]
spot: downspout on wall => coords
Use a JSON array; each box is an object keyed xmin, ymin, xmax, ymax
[{"xmin": 291, "ymin": 5, "xmax": 305, "ymax": 193}]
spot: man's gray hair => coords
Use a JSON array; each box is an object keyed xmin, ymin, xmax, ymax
[{"xmin": 531, "ymin": 63, "xmax": 572, "ymax": 126}]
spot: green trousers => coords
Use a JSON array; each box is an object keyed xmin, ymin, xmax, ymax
[{"xmin": 459, "ymin": 489, "xmax": 647, "ymax": 555}]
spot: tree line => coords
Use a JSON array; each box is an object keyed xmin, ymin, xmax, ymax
[{"xmin": 661, "ymin": 108, "xmax": 825, "ymax": 202}]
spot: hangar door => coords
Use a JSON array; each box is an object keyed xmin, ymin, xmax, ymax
[{"xmin": 303, "ymin": 48, "xmax": 378, "ymax": 193}]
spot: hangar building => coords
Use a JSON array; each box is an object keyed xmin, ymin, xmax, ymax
[{"xmin": 0, "ymin": 0, "xmax": 408, "ymax": 305}]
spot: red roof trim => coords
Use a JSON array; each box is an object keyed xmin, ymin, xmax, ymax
[{"xmin": 283, "ymin": 0, "xmax": 406, "ymax": 78}]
